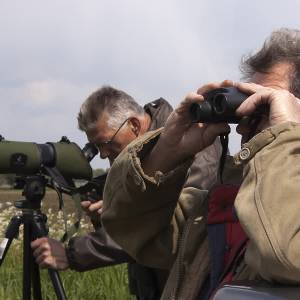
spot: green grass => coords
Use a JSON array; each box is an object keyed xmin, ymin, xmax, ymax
[
  {"xmin": 0, "ymin": 189, "xmax": 135, "ymax": 300},
  {"xmin": 0, "ymin": 247, "xmax": 133, "ymax": 299}
]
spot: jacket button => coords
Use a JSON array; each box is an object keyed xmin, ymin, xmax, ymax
[{"xmin": 239, "ymin": 147, "xmax": 251, "ymax": 160}]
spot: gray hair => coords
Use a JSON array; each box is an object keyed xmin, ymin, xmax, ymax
[
  {"xmin": 77, "ymin": 86, "xmax": 145, "ymax": 131},
  {"xmin": 240, "ymin": 28, "xmax": 300, "ymax": 97}
]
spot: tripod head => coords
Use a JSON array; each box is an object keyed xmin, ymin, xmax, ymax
[
  {"xmin": 0, "ymin": 172, "xmax": 67, "ymax": 300},
  {"xmin": 14, "ymin": 175, "xmax": 47, "ymax": 210}
]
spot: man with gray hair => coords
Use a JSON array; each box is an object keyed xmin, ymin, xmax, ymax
[
  {"xmin": 101, "ymin": 28, "xmax": 300, "ymax": 299},
  {"xmin": 78, "ymin": 86, "xmax": 149, "ymax": 165},
  {"xmin": 31, "ymin": 86, "xmax": 222, "ymax": 299}
]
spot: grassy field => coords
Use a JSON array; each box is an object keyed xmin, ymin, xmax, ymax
[{"xmin": 0, "ymin": 189, "xmax": 135, "ymax": 300}]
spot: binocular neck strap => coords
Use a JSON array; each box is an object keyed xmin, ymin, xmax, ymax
[{"xmin": 218, "ymin": 133, "xmax": 229, "ymax": 184}]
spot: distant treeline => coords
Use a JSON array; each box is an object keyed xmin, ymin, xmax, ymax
[{"xmin": 0, "ymin": 174, "xmax": 15, "ymax": 186}]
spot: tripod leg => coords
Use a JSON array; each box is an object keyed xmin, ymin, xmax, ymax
[
  {"xmin": 31, "ymin": 248, "xmax": 42, "ymax": 300},
  {"xmin": 48, "ymin": 270, "xmax": 67, "ymax": 300},
  {"xmin": 24, "ymin": 219, "xmax": 43, "ymax": 300},
  {"xmin": 32, "ymin": 213, "xmax": 67, "ymax": 300},
  {"xmin": 23, "ymin": 221, "xmax": 33, "ymax": 300},
  {"xmin": 0, "ymin": 211, "xmax": 43, "ymax": 300},
  {"xmin": 0, "ymin": 215, "xmax": 22, "ymax": 266}
]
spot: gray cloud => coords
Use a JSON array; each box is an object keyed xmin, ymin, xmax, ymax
[{"xmin": 1, "ymin": 0, "xmax": 300, "ymax": 168}]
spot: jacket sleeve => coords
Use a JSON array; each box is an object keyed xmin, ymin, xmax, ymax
[
  {"xmin": 184, "ymin": 138, "xmax": 222, "ymax": 190},
  {"xmin": 234, "ymin": 122, "xmax": 300, "ymax": 284},
  {"xmin": 65, "ymin": 227, "xmax": 133, "ymax": 272},
  {"xmin": 102, "ymin": 129, "xmax": 210, "ymax": 269}
]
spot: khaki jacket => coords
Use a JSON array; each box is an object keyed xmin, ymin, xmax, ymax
[
  {"xmin": 102, "ymin": 122, "xmax": 300, "ymax": 299},
  {"xmin": 67, "ymin": 97, "xmax": 221, "ymax": 300}
]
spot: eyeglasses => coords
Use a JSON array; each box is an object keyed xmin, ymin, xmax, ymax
[{"xmin": 100, "ymin": 118, "xmax": 130, "ymax": 147}]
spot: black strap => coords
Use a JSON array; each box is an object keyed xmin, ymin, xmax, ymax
[
  {"xmin": 218, "ymin": 134, "xmax": 229, "ymax": 184},
  {"xmin": 44, "ymin": 166, "xmax": 82, "ymax": 243}
]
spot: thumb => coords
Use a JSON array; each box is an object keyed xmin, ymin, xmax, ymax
[{"xmin": 203, "ymin": 123, "xmax": 231, "ymax": 145}]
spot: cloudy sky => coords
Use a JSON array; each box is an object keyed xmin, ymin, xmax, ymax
[{"xmin": 1, "ymin": 0, "xmax": 300, "ymax": 169}]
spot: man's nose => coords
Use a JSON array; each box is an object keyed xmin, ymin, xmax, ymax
[{"xmin": 99, "ymin": 146, "xmax": 110, "ymax": 159}]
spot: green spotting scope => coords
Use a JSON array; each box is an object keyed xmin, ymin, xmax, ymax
[{"xmin": 0, "ymin": 136, "xmax": 98, "ymax": 180}]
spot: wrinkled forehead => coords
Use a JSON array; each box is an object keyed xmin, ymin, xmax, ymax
[
  {"xmin": 251, "ymin": 62, "xmax": 293, "ymax": 90},
  {"xmin": 93, "ymin": 112, "xmax": 117, "ymax": 131},
  {"xmin": 85, "ymin": 113, "xmax": 115, "ymax": 143}
]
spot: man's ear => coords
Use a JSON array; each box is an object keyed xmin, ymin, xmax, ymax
[{"xmin": 128, "ymin": 117, "xmax": 141, "ymax": 136}]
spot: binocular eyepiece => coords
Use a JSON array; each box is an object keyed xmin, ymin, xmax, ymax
[{"xmin": 190, "ymin": 87, "xmax": 248, "ymax": 123}]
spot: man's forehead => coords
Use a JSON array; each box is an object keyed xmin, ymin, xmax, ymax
[
  {"xmin": 94, "ymin": 112, "xmax": 110, "ymax": 127},
  {"xmin": 251, "ymin": 62, "xmax": 293, "ymax": 90},
  {"xmin": 86, "ymin": 114, "xmax": 113, "ymax": 142}
]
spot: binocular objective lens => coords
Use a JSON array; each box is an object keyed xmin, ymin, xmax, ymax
[{"xmin": 213, "ymin": 94, "xmax": 227, "ymax": 114}]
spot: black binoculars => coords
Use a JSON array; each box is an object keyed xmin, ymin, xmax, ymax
[{"xmin": 189, "ymin": 87, "xmax": 248, "ymax": 123}]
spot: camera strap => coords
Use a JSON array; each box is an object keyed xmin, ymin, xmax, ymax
[
  {"xmin": 44, "ymin": 166, "xmax": 82, "ymax": 243},
  {"xmin": 218, "ymin": 133, "xmax": 229, "ymax": 183},
  {"xmin": 60, "ymin": 192, "xmax": 82, "ymax": 243}
]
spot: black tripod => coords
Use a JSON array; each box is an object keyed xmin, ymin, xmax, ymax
[{"xmin": 0, "ymin": 175, "xmax": 67, "ymax": 300}]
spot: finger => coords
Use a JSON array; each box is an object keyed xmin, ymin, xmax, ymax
[
  {"xmin": 175, "ymin": 93, "xmax": 204, "ymax": 120},
  {"xmin": 33, "ymin": 246, "xmax": 44, "ymax": 258},
  {"xmin": 197, "ymin": 82, "xmax": 223, "ymax": 95},
  {"xmin": 235, "ymin": 82, "xmax": 264, "ymax": 95},
  {"xmin": 81, "ymin": 201, "xmax": 91, "ymax": 208},
  {"xmin": 32, "ymin": 242, "xmax": 50, "ymax": 258},
  {"xmin": 203, "ymin": 123, "xmax": 231, "ymax": 146},
  {"xmin": 88, "ymin": 202, "xmax": 102, "ymax": 212},
  {"xmin": 31, "ymin": 237, "xmax": 47, "ymax": 250},
  {"xmin": 37, "ymin": 256, "xmax": 53, "ymax": 269},
  {"xmin": 196, "ymin": 80, "xmax": 235, "ymax": 96},
  {"xmin": 39, "ymin": 261, "xmax": 50, "ymax": 269},
  {"xmin": 201, "ymin": 124, "xmax": 231, "ymax": 151},
  {"xmin": 176, "ymin": 93, "xmax": 204, "ymax": 114},
  {"xmin": 35, "ymin": 251, "xmax": 50, "ymax": 266},
  {"xmin": 220, "ymin": 79, "xmax": 235, "ymax": 87},
  {"xmin": 236, "ymin": 90, "xmax": 272, "ymax": 117}
]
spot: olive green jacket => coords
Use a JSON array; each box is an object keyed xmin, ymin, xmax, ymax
[{"xmin": 102, "ymin": 122, "xmax": 300, "ymax": 299}]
